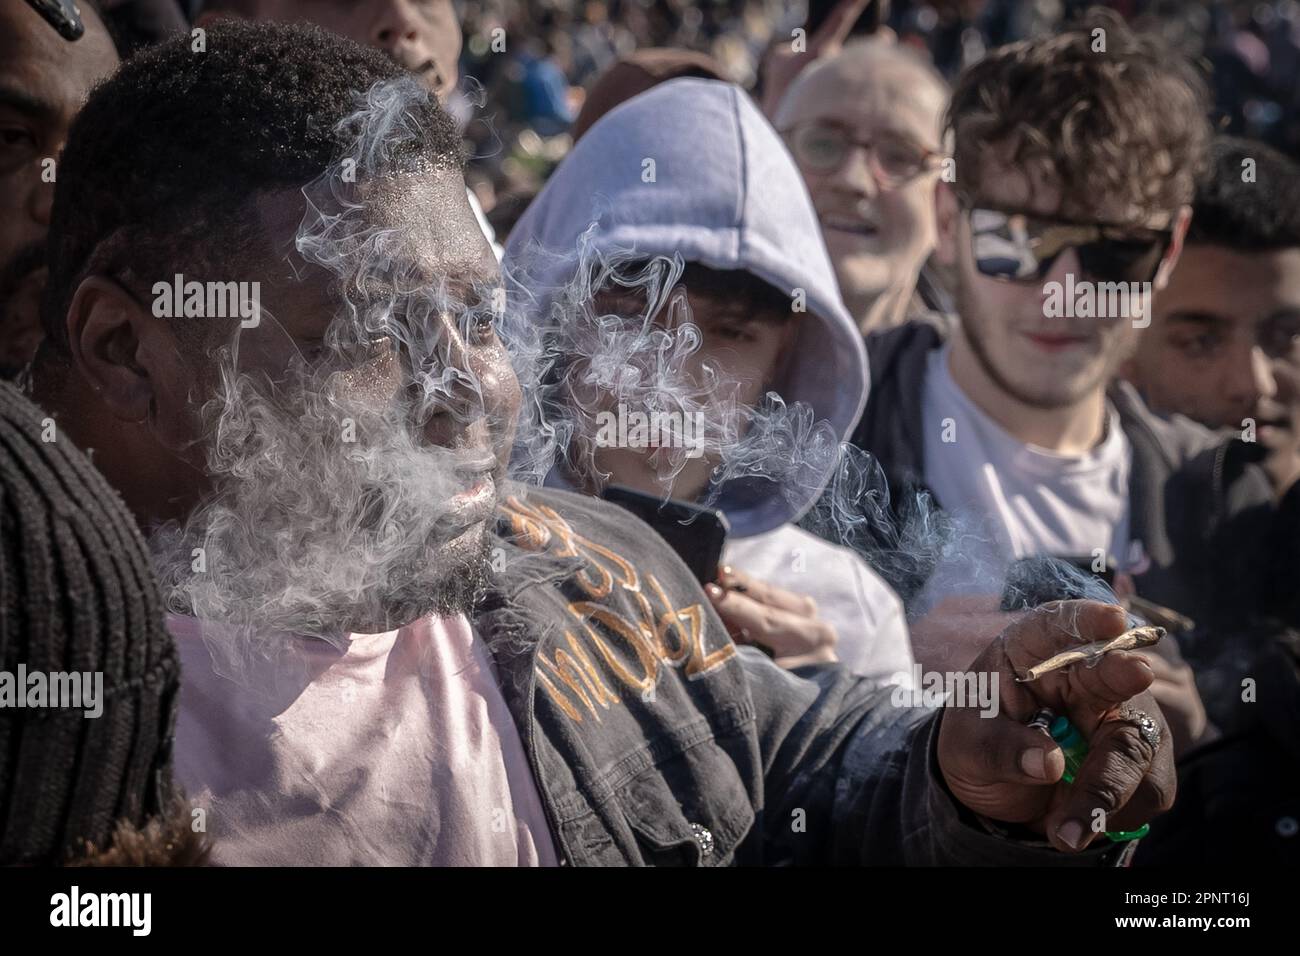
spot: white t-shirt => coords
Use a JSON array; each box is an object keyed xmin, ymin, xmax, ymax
[
  {"xmin": 171, "ymin": 612, "xmax": 559, "ymax": 866},
  {"xmin": 723, "ymin": 523, "xmax": 915, "ymax": 686},
  {"xmin": 919, "ymin": 345, "xmax": 1133, "ymax": 607}
]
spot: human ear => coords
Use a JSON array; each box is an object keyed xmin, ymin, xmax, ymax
[{"xmin": 65, "ymin": 275, "xmax": 156, "ymax": 423}]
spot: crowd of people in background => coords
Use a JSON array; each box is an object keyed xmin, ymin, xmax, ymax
[
  {"xmin": 446, "ymin": 1, "xmax": 1300, "ymax": 238},
  {"xmin": 0, "ymin": 0, "xmax": 1297, "ymax": 869}
]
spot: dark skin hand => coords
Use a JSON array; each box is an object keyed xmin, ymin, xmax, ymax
[{"xmin": 938, "ymin": 600, "xmax": 1175, "ymax": 852}]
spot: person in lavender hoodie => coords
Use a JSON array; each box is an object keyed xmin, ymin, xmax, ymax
[{"xmin": 504, "ymin": 78, "xmax": 915, "ymax": 683}]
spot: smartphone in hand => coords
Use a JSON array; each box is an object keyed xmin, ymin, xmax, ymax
[{"xmin": 601, "ymin": 485, "xmax": 730, "ymax": 586}]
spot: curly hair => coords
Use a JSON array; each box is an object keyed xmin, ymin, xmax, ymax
[
  {"xmin": 946, "ymin": 8, "xmax": 1211, "ymax": 225},
  {"xmin": 41, "ymin": 19, "xmax": 463, "ymax": 356}
]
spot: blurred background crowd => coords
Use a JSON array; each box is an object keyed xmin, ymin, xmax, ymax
[
  {"xmin": 447, "ymin": 0, "xmax": 1300, "ymax": 235},
  {"xmin": 79, "ymin": 0, "xmax": 1300, "ymax": 244}
]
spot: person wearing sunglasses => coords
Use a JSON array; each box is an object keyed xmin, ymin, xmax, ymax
[
  {"xmin": 831, "ymin": 11, "xmax": 1292, "ymax": 758},
  {"xmin": 773, "ymin": 39, "xmax": 950, "ymax": 334},
  {"xmin": 962, "ymin": 205, "xmax": 1173, "ymax": 289}
]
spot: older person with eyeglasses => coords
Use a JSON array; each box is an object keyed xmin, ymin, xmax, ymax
[{"xmin": 773, "ymin": 39, "xmax": 949, "ymax": 334}]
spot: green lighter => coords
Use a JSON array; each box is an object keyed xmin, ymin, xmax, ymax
[{"xmin": 1028, "ymin": 708, "xmax": 1150, "ymax": 843}]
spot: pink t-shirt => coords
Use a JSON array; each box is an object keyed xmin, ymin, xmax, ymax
[{"xmin": 170, "ymin": 613, "xmax": 560, "ymax": 866}]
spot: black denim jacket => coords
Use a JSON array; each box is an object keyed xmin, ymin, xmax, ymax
[{"xmin": 475, "ymin": 485, "xmax": 1117, "ymax": 866}]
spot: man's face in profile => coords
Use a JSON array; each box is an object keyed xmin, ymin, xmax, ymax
[
  {"xmin": 154, "ymin": 166, "xmax": 521, "ymax": 633},
  {"xmin": 0, "ymin": 0, "xmax": 117, "ymax": 376}
]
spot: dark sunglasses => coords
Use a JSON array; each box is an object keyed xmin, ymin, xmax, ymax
[{"xmin": 964, "ymin": 204, "xmax": 1173, "ymax": 284}]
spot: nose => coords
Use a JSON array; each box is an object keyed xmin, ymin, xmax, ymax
[
  {"xmin": 10, "ymin": 162, "xmax": 56, "ymax": 256},
  {"xmin": 1251, "ymin": 344, "xmax": 1279, "ymax": 404},
  {"xmin": 371, "ymin": 0, "xmax": 427, "ymax": 57},
  {"xmin": 29, "ymin": 175, "xmax": 54, "ymax": 227},
  {"xmin": 1042, "ymin": 246, "xmax": 1081, "ymax": 292},
  {"xmin": 831, "ymin": 144, "xmax": 882, "ymax": 200},
  {"xmin": 415, "ymin": 312, "xmax": 488, "ymax": 448},
  {"xmin": 1224, "ymin": 343, "xmax": 1274, "ymax": 414}
]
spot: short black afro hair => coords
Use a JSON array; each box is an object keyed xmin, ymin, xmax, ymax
[
  {"xmin": 42, "ymin": 19, "xmax": 463, "ymax": 354},
  {"xmin": 1187, "ymin": 136, "xmax": 1300, "ymax": 251}
]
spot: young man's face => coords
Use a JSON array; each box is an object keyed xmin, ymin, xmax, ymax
[
  {"xmin": 245, "ymin": 0, "xmax": 462, "ymax": 100},
  {"xmin": 935, "ymin": 153, "xmax": 1184, "ymax": 409},
  {"xmin": 0, "ymin": 0, "xmax": 117, "ymax": 375},
  {"xmin": 583, "ymin": 280, "xmax": 792, "ymax": 501},
  {"xmin": 1125, "ymin": 243, "xmax": 1300, "ymax": 438}
]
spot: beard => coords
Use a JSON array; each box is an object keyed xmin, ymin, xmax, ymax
[
  {"xmin": 955, "ymin": 265, "xmax": 1130, "ymax": 411},
  {"xmin": 152, "ymin": 354, "xmax": 500, "ymax": 678}
]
